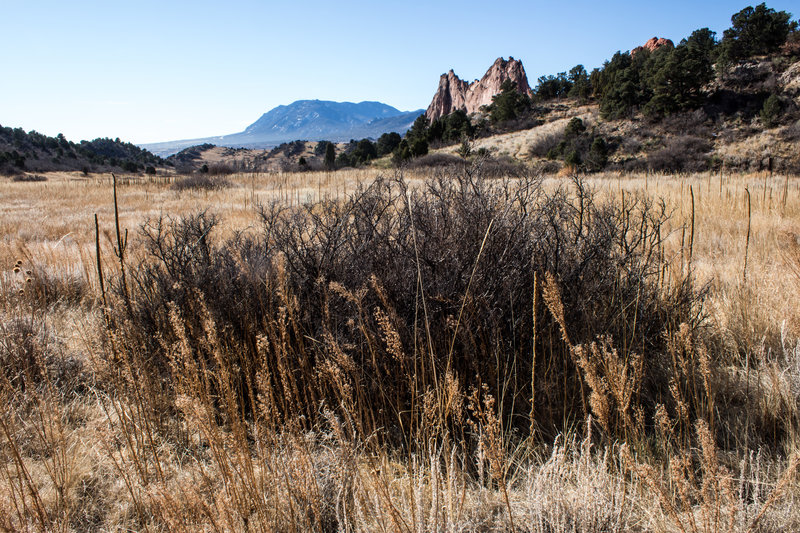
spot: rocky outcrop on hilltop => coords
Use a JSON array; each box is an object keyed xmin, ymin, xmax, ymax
[
  {"xmin": 632, "ymin": 37, "xmax": 674, "ymax": 55},
  {"xmin": 426, "ymin": 57, "xmax": 532, "ymax": 121}
]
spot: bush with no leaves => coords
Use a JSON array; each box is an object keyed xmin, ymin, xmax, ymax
[
  {"xmin": 647, "ymin": 136, "xmax": 711, "ymax": 172},
  {"xmin": 403, "ymin": 153, "xmax": 463, "ymax": 169},
  {"xmin": 11, "ymin": 174, "xmax": 47, "ymax": 182},
  {"xmin": 0, "ymin": 315, "xmax": 85, "ymax": 395},
  {"xmin": 112, "ymin": 166, "xmax": 701, "ymax": 445},
  {"xmin": 171, "ymin": 174, "xmax": 231, "ymax": 191},
  {"xmin": 528, "ymin": 132, "xmax": 564, "ymax": 158}
]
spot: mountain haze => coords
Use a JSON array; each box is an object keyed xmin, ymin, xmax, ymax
[{"xmin": 142, "ymin": 100, "xmax": 423, "ymax": 156}]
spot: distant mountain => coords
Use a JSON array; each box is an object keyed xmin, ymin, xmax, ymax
[
  {"xmin": 141, "ymin": 100, "xmax": 424, "ymax": 156},
  {"xmin": 243, "ymin": 100, "xmax": 405, "ymax": 137}
]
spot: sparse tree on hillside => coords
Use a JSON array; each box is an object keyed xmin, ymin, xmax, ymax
[
  {"xmin": 457, "ymin": 139, "xmax": 472, "ymax": 159},
  {"xmin": 314, "ymin": 140, "xmax": 331, "ymax": 156}
]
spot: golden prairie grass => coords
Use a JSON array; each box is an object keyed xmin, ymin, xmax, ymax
[{"xmin": 2, "ymin": 167, "xmax": 800, "ymax": 531}]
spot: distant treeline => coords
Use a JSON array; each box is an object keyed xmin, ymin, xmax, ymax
[{"xmin": 0, "ymin": 125, "xmax": 165, "ymax": 175}]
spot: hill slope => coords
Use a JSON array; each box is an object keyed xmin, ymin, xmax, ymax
[{"xmin": 0, "ymin": 125, "xmax": 164, "ymax": 175}]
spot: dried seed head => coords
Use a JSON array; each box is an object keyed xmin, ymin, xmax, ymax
[
  {"xmin": 25, "ymin": 278, "xmax": 32, "ymax": 284},
  {"xmin": 18, "ymin": 289, "xmax": 24, "ymax": 295},
  {"xmin": 13, "ymin": 267, "xmax": 20, "ymax": 273},
  {"xmin": 15, "ymin": 260, "xmax": 22, "ymax": 266},
  {"xmin": 25, "ymin": 270, "xmax": 32, "ymax": 276}
]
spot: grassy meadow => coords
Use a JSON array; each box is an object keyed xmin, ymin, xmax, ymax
[{"xmin": 2, "ymin": 164, "xmax": 800, "ymax": 532}]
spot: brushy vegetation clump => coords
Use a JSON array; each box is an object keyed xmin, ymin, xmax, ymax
[
  {"xmin": 116, "ymin": 168, "xmax": 700, "ymax": 445},
  {"xmin": 11, "ymin": 174, "xmax": 47, "ymax": 182},
  {"xmin": 171, "ymin": 173, "xmax": 231, "ymax": 191}
]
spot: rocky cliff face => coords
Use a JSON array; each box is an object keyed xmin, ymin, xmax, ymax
[
  {"xmin": 632, "ymin": 37, "xmax": 674, "ymax": 56},
  {"xmin": 425, "ymin": 57, "xmax": 532, "ymax": 122}
]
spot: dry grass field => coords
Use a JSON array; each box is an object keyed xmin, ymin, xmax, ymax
[{"xmin": 2, "ymin": 164, "xmax": 800, "ymax": 532}]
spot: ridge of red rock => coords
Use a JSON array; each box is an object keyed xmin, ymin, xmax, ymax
[{"xmin": 425, "ymin": 57, "xmax": 532, "ymax": 122}]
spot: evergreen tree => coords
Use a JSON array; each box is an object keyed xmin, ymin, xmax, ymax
[
  {"xmin": 597, "ymin": 52, "xmax": 646, "ymax": 118},
  {"xmin": 643, "ymin": 40, "xmax": 714, "ymax": 117},
  {"xmin": 457, "ymin": 139, "xmax": 472, "ymax": 159},
  {"xmin": 410, "ymin": 138, "xmax": 428, "ymax": 157},
  {"xmin": 535, "ymin": 72, "xmax": 572, "ymax": 100},
  {"xmin": 490, "ymin": 79, "xmax": 531, "ymax": 122},
  {"xmin": 683, "ymin": 27, "xmax": 718, "ymax": 58},
  {"xmin": 586, "ymin": 137, "xmax": 608, "ymax": 171},
  {"xmin": 443, "ymin": 110, "xmax": 473, "ymax": 142},
  {"xmin": 376, "ymin": 132, "xmax": 402, "ymax": 156},
  {"xmin": 565, "ymin": 149, "xmax": 581, "ymax": 169},
  {"xmin": 567, "ymin": 65, "xmax": 592, "ymax": 100},
  {"xmin": 336, "ymin": 152, "xmax": 352, "ymax": 168},
  {"xmin": 392, "ymin": 139, "xmax": 412, "ymax": 164},
  {"xmin": 761, "ymin": 94, "xmax": 782, "ymax": 127},
  {"xmin": 719, "ymin": 3, "xmax": 795, "ymax": 62},
  {"xmin": 324, "ymin": 142, "xmax": 336, "ymax": 170},
  {"xmin": 564, "ymin": 117, "xmax": 586, "ymax": 138},
  {"xmin": 405, "ymin": 114, "xmax": 429, "ymax": 145}
]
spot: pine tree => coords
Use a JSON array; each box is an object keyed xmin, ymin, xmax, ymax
[
  {"xmin": 325, "ymin": 142, "xmax": 336, "ymax": 170},
  {"xmin": 719, "ymin": 3, "xmax": 795, "ymax": 62}
]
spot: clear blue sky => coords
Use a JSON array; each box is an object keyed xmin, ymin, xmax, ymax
[{"xmin": 0, "ymin": 1, "xmax": 796, "ymax": 144}]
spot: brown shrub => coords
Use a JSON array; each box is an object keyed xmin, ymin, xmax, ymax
[
  {"xmin": 528, "ymin": 132, "xmax": 563, "ymax": 158},
  {"xmin": 647, "ymin": 136, "xmax": 711, "ymax": 172},
  {"xmin": 111, "ymin": 166, "xmax": 701, "ymax": 445},
  {"xmin": 404, "ymin": 153, "xmax": 463, "ymax": 169},
  {"xmin": 171, "ymin": 174, "xmax": 231, "ymax": 191}
]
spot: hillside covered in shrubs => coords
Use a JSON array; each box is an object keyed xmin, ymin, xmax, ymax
[{"xmin": 0, "ymin": 125, "xmax": 165, "ymax": 175}]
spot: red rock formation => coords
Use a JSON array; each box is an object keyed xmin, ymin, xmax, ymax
[
  {"xmin": 632, "ymin": 37, "xmax": 674, "ymax": 56},
  {"xmin": 425, "ymin": 57, "xmax": 532, "ymax": 122}
]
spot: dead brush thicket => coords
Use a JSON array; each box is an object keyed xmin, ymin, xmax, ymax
[
  {"xmin": 1, "ymin": 165, "xmax": 800, "ymax": 531},
  {"xmin": 113, "ymin": 169, "xmax": 699, "ymax": 445}
]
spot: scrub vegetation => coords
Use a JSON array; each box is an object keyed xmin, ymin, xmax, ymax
[{"xmin": 2, "ymin": 164, "xmax": 800, "ymax": 531}]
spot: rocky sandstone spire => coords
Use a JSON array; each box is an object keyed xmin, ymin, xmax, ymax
[{"xmin": 425, "ymin": 57, "xmax": 532, "ymax": 122}]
